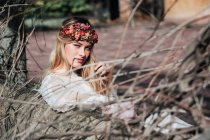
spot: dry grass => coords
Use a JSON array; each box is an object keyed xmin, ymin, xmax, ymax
[{"xmin": 1, "ymin": 0, "xmax": 210, "ymax": 139}]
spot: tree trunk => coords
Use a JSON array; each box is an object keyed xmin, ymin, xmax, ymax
[
  {"xmin": 109, "ymin": 0, "xmax": 120, "ymax": 20},
  {"xmin": 151, "ymin": 0, "xmax": 164, "ymax": 21},
  {"xmin": 0, "ymin": 0, "xmax": 27, "ymax": 85}
]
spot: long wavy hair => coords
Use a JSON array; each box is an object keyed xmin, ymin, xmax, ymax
[{"xmin": 47, "ymin": 17, "xmax": 108, "ymax": 95}]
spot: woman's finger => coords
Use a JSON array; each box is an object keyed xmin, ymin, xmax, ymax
[
  {"xmin": 94, "ymin": 62, "xmax": 111, "ymax": 77},
  {"xmin": 101, "ymin": 69, "xmax": 111, "ymax": 76},
  {"xmin": 94, "ymin": 63, "xmax": 103, "ymax": 71},
  {"xmin": 95, "ymin": 63, "xmax": 108, "ymax": 72},
  {"xmin": 96, "ymin": 65, "xmax": 105, "ymax": 73}
]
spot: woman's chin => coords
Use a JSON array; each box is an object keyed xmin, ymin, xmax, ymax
[{"xmin": 72, "ymin": 63, "xmax": 83, "ymax": 68}]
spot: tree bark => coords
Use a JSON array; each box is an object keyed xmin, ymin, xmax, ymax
[
  {"xmin": 0, "ymin": 0, "xmax": 27, "ymax": 85},
  {"xmin": 151, "ymin": 0, "xmax": 164, "ymax": 21}
]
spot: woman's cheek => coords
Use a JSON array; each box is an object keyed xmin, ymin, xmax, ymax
[{"xmin": 86, "ymin": 51, "xmax": 91, "ymax": 58}]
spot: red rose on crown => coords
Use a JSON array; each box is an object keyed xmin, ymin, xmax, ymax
[
  {"xmin": 80, "ymin": 31, "xmax": 85, "ymax": 36},
  {"xmin": 74, "ymin": 32, "xmax": 81, "ymax": 40}
]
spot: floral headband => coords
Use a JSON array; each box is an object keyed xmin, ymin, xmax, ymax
[{"xmin": 59, "ymin": 22, "xmax": 98, "ymax": 44}]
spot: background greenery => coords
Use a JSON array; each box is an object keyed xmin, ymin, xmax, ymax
[{"xmin": 27, "ymin": 0, "xmax": 92, "ymax": 18}]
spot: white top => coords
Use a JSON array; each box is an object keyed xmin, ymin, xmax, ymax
[
  {"xmin": 144, "ymin": 111, "xmax": 193, "ymax": 134},
  {"xmin": 39, "ymin": 71, "xmax": 193, "ymax": 131},
  {"xmin": 39, "ymin": 72, "xmax": 112, "ymax": 112}
]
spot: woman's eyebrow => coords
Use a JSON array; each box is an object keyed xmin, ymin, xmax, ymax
[
  {"xmin": 85, "ymin": 45, "xmax": 92, "ymax": 48},
  {"xmin": 73, "ymin": 42, "xmax": 82, "ymax": 45}
]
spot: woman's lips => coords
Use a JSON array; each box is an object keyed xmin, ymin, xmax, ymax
[{"xmin": 75, "ymin": 58, "xmax": 84, "ymax": 63}]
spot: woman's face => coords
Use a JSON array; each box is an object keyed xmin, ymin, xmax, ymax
[{"xmin": 64, "ymin": 41, "xmax": 92, "ymax": 68}]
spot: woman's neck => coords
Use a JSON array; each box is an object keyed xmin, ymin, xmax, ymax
[{"xmin": 52, "ymin": 65, "xmax": 81, "ymax": 76}]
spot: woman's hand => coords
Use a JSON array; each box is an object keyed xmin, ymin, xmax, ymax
[
  {"xmin": 102, "ymin": 101, "xmax": 137, "ymax": 122},
  {"xmin": 94, "ymin": 62, "xmax": 112, "ymax": 81},
  {"xmin": 94, "ymin": 62, "xmax": 112, "ymax": 83}
]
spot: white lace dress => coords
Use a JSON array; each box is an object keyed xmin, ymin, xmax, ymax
[
  {"xmin": 39, "ymin": 72, "xmax": 193, "ymax": 129},
  {"xmin": 39, "ymin": 72, "xmax": 112, "ymax": 112}
]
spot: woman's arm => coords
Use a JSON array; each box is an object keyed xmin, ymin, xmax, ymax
[
  {"xmin": 103, "ymin": 101, "xmax": 137, "ymax": 122},
  {"xmin": 39, "ymin": 74, "xmax": 109, "ymax": 112}
]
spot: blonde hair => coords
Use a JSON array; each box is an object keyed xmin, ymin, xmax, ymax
[{"xmin": 47, "ymin": 17, "xmax": 109, "ymax": 95}]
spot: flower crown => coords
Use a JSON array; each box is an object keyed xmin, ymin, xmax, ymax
[{"xmin": 59, "ymin": 22, "xmax": 98, "ymax": 44}]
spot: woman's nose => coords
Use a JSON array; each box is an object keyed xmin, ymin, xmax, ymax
[{"xmin": 78, "ymin": 47, "xmax": 85, "ymax": 56}]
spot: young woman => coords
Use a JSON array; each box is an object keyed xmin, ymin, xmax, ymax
[{"xmin": 39, "ymin": 17, "xmax": 136, "ymax": 121}]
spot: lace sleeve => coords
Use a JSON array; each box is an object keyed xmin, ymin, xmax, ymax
[
  {"xmin": 39, "ymin": 74, "xmax": 111, "ymax": 112},
  {"xmin": 39, "ymin": 74, "xmax": 75, "ymax": 112}
]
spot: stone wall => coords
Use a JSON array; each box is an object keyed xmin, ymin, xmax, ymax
[{"xmin": 164, "ymin": 0, "xmax": 210, "ymax": 24}]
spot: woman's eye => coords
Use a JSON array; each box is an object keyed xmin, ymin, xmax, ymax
[
  {"xmin": 85, "ymin": 47, "xmax": 92, "ymax": 51},
  {"xmin": 73, "ymin": 44, "xmax": 80, "ymax": 47}
]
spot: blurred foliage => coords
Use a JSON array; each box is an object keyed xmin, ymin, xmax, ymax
[
  {"xmin": 27, "ymin": 0, "xmax": 92, "ymax": 18},
  {"xmin": 69, "ymin": 0, "xmax": 91, "ymax": 13}
]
